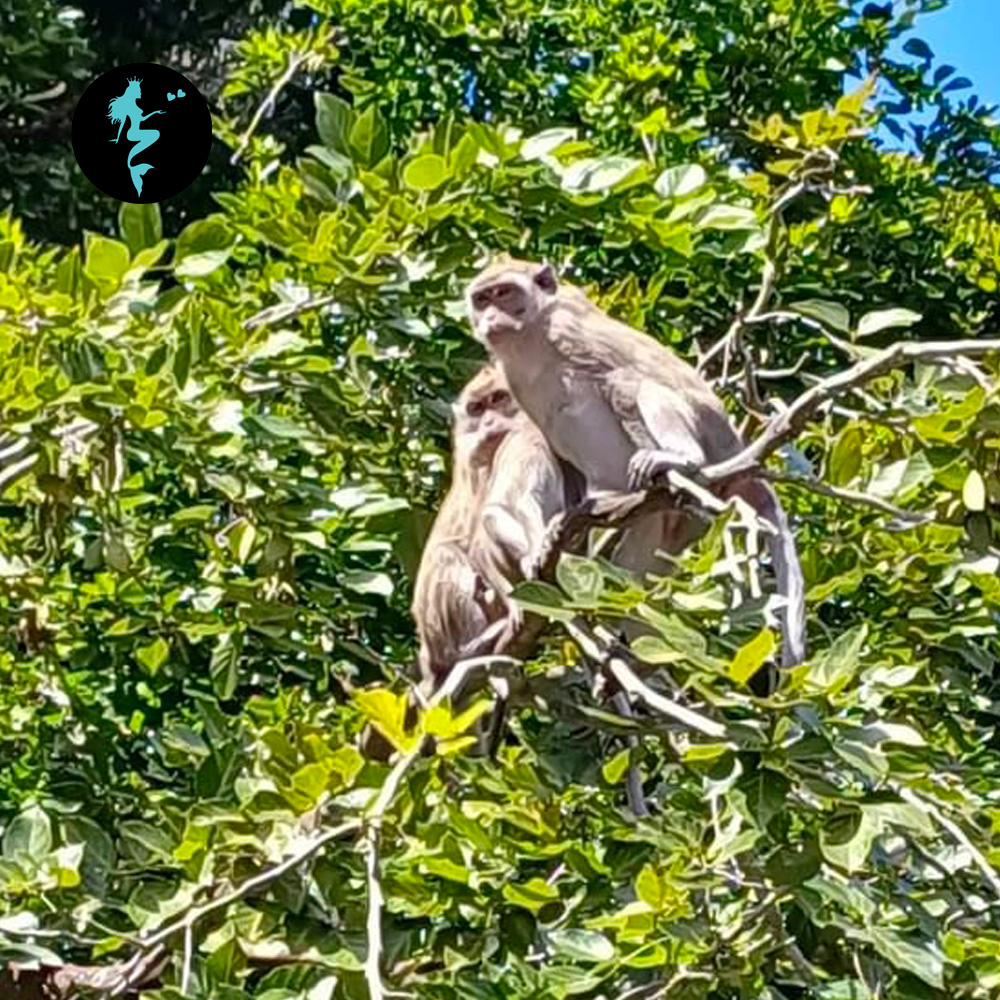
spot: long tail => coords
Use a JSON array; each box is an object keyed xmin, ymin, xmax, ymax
[
  {"xmin": 728, "ymin": 478, "xmax": 807, "ymax": 668},
  {"xmin": 764, "ymin": 487, "xmax": 806, "ymax": 667}
]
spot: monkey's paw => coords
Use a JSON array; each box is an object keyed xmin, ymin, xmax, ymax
[
  {"xmin": 627, "ymin": 449, "xmax": 700, "ymax": 491},
  {"xmin": 505, "ymin": 602, "xmax": 524, "ymax": 639}
]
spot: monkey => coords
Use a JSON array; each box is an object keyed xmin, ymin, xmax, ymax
[
  {"xmin": 411, "ymin": 364, "xmax": 569, "ymax": 693},
  {"xmin": 465, "ymin": 258, "xmax": 806, "ymax": 673}
]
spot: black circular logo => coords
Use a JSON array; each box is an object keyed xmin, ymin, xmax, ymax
[{"xmin": 72, "ymin": 63, "xmax": 213, "ymax": 204}]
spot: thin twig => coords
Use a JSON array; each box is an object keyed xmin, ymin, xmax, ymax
[
  {"xmin": 361, "ymin": 652, "xmax": 512, "ymax": 1000},
  {"xmin": 891, "ymin": 781, "xmax": 1000, "ymax": 900},
  {"xmin": 181, "ymin": 921, "xmax": 193, "ymax": 994},
  {"xmin": 231, "ymin": 51, "xmax": 308, "ymax": 165},
  {"xmin": 108, "ymin": 820, "xmax": 361, "ymax": 996},
  {"xmin": 763, "ymin": 472, "xmax": 932, "ymax": 525},
  {"xmin": 243, "ymin": 293, "xmax": 339, "ymax": 331},
  {"xmin": 564, "ymin": 619, "xmax": 728, "ymax": 740}
]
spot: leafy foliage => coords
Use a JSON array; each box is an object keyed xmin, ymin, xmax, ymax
[{"xmin": 2, "ymin": 1, "xmax": 1000, "ymax": 998}]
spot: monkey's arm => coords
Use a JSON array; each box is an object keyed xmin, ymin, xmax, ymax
[
  {"xmin": 626, "ymin": 379, "xmax": 712, "ymax": 490},
  {"xmin": 481, "ymin": 503, "xmax": 532, "ymax": 574}
]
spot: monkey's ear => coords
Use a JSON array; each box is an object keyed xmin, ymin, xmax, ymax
[{"xmin": 534, "ymin": 261, "xmax": 558, "ymax": 293}]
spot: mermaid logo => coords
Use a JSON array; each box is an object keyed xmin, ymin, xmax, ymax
[
  {"xmin": 107, "ymin": 75, "xmax": 166, "ymax": 198},
  {"xmin": 73, "ymin": 63, "xmax": 212, "ymax": 204}
]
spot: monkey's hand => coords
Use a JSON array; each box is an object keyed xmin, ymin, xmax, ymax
[
  {"xmin": 627, "ymin": 449, "xmax": 702, "ymax": 492},
  {"xmin": 504, "ymin": 600, "xmax": 524, "ymax": 641}
]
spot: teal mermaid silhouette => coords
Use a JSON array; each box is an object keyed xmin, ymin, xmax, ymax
[{"xmin": 107, "ymin": 77, "xmax": 165, "ymax": 198}]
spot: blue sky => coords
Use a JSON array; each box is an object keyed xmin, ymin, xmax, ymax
[{"xmin": 898, "ymin": 0, "xmax": 1000, "ymax": 107}]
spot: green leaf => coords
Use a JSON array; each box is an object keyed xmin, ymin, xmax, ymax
[
  {"xmin": 561, "ymin": 155, "xmax": 643, "ymax": 193},
  {"xmin": 136, "ymin": 636, "xmax": 170, "ymax": 673},
  {"xmin": 503, "ymin": 877, "xmax": 560, "ymax": 912},
  {"xmin": 963, "ymin": 469, "xmax": 986, "ymax": 512},
  {"xmin": 210, "ymin": 633, "xmax": 241, "ymax": 700},
  {"xmin": 696, "ymin": 203, "xmax": 759, "ymax": 230},
  {"xmin": 555, "ymin": 554, "xmax": 603, "ymax": 603},
  {"xmin": 765, "ymin": 840, "xmax": 822, "ymax": 885},
  {"xmin": 869, "ymin": 928, "xmax": 944, "ymax": 988},
  {"xmin": 789, "ymin": 298, "xmax": 851, "ymax": 333},
  {"xmin": 341, "ymin": 570, "xmax": 393, "ymax": 597},
  {"xmin": 903, "ymin": 37, "xmax": 933, "ymax": 61},
  {"xmin": 820, "ymin": 808, "xmax": 875, "ymax": 872},
  {"xmin": 866, "ymin": 453, "xmax": 934, "ymax": 501},
  {"xmin": 828, "ymin": 425, "xmax": 863, "ymax": 485},
  {"xmin": 348, "ymin": 104, "xmax": 390, "ymax": 167},
  {"xmin": 856, "ymin": 307, "xmax": 921, "ymax": 338},
  {"xmin": 509, "ymin": 580, "xmax": 576, "ymax": 622},
  {"xmin": 175, "ymin": 250, "xmax": 232, "ymax": 278},
  {"xmin": 547, "ymin": 928, "xmax": 615, "ymax": 962},
  {"xmin": 229, "ymin": 518, "xmax": 257, "ymax": 563},
  {"xmin": 119, "ymin": 202, "xmax": 162, "ymax": 255},
  {"xmin": 291, "ymin": 763, "xmax": 329, "ymax": 803},
  {"xmin": 403, "ymin": 154, "xmax": 449, "ymax": 191},
  {"xmin": 742, "ymin": 768, "xmax": 790, "ymax": 831},
  {"xmin": 3, "ymin": 806, "xmax": 53, "ymax": 861},
  {"xmin": 84, "ymin": 234, "xmax": 130, "ymax": 287},
  {"xmin": 654, "ymin": 163, "xmax": 708, "ymax": 199},
  {"xmin": 176, "ymin": 217, "xmax": 232, "ymax": 258},
  {"xmin": 728, "ymin": 629, "xmax": 775, "ymax": 685},
  {"xmin": 355, "ymin": 688, "xmax": 410, "ymax": 750},
  {"xmin": 806, "ymin": 625, "xmax": 866, "ymax": 695},
  {"xmin": 315, "ymin": 92, "xmax": 354, "ymax": 155},
  {"xmin": 421, "ymin": 855, "xmax": 470, "ymax": 884},
  {"xmin": 520, "ymin": 127, "xmax": 577, "ymax": 160},
  {"xmin": 602, "ymin": 749, "xmax": 631, "ymax": 785}
]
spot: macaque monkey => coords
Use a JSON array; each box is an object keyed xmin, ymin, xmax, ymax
[
  {"xmin": 466, "ymin": 258, "xmax": 806, "ymax": 671},
  {"xmin": 411, "ymin": 364, "xmax": 568, "ymax": 692}
]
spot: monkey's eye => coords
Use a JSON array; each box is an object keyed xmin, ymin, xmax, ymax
[
  {"xmin": 472, "ymin": 292, "xmax": 489, "ymax": 310},
  {"xmin": 467, "ymin": 401, "xmax": 484, "ymax": 417},
  {"xmin": 490, "ymin": 391, "xmax": 510, "ymax": 407},
  {"xmin": 494, "ymin": 285, "xmax": 514, "ymax": 300}
]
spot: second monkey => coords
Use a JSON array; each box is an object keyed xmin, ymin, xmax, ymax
[{"xmin": 411, "ymin": 364, "xmax": 569, "ymax": 692}]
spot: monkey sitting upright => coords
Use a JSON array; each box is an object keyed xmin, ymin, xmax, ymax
[
  {"xmin": 411, "ymin": 364, "xmax": 568, "ymax": 692},
  {"xmin": 465, "ymin": 258, "xmax": 806, "ymax": 671}
]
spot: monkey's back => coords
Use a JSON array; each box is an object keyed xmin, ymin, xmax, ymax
[{"xmin": 548, "ymin": 285, "xmax": 743, "ymax": 459}]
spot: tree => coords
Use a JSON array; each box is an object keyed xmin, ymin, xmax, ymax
[{"xmin": 2, "ymin": 0, "xmax": 1000, "ymax": 997}]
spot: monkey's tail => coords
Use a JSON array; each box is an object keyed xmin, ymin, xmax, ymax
[
  {"xmin": 767, "ymin": 497, "xmax": 807, "ymax": 668},
  {"xmin": 728, "ymin": 479, "xmax": 806, "ymax": 668}
]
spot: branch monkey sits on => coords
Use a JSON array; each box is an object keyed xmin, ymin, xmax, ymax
[{"xmin": 465, "ymin": 258, "xmax": 806, "ymax": 670}]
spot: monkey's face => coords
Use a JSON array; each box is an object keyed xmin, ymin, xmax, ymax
[
  {"xmin": 454, "ymin": 375, "xmax": 520, "ymax": 468},
  {"xmin": 467, "ymin": 263, "xmax": 558, "ymax": 345}
]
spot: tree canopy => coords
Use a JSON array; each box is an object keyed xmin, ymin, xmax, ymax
[{"xmin": 2, "ymin": 1, "xmax": 1000, "ymax": 998}]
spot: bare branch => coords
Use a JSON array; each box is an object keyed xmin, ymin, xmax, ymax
[{"xmin": 704, "ymin": 338, "xmax": 1000, "ymax": 484}]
